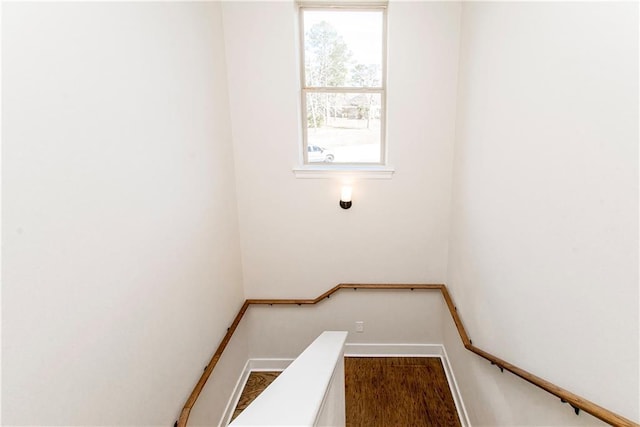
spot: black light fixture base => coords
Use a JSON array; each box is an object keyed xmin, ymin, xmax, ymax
[{"xmin": 340, "ymin": 200, "xmax": 352, "ymax": 209}]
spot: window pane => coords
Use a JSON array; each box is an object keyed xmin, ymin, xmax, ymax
[
  {"xmin": 306, "ymin": 92, "xmax": 382, "ymax": 164},
  {"xmin": 303, "ymin": 10, "xmax": 383, "ymax": 88}
]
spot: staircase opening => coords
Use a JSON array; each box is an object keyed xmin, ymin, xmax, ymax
[
  {"xmin": 231, "ymin": 357, "xmax": 461, "ymax": 426},
  {"xmin": 231, "ymin": 372, "xmax": 281, "ymax": 423}
]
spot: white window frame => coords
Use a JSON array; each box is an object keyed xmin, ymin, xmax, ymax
[{"xmin": 298, "ymin": 2, "xmax": 389, "ymax": 170}]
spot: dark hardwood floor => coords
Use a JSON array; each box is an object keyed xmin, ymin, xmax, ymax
[
  {"xmin": 231, "ymin": 357, "xmax": 461, "ymax": 426},
  {"xmin": 345, "ymin": 357, "xmax": 462, "ymax": 427}
]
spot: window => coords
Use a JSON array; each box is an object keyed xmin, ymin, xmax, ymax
[{"xmin": 299, "ymin": 4, "xmax": 387, "ymax": 166}]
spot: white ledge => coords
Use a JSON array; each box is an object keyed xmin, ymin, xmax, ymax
[
  {"xmin": 293, "ymin": 165, "xmax": 395, "ymax": 179},
  {"xmin": 230, "ymin": 331, "xmax": 348, "ymax": 427}
]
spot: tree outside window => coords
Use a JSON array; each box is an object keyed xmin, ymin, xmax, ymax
[{"xmin": 300, "ymin": 7, "xmax": 386, "ymax": 165}]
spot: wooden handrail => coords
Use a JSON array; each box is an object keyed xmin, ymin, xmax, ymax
[{"xmin": 177, "ymin": 284, "xmax": 639, "ymax": 427}]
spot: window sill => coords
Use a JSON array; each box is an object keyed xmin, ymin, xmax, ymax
[{"xmin": 292, "ymin": 165, "xmax": 395, "ymax": 179}]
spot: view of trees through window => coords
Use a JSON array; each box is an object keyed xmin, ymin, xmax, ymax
[{"xmin": 302, "ymin": 9, "xmax": 384, "ymax": 164}]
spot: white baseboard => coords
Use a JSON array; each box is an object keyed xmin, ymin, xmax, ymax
[
  {"xmin": 441, "ymin": 345, "xmax": 472, "ymax": 427},
  {"xmin": 344, "ymin": 342, "xmax": 445, "ymax": 357},
  {"xmin": 220, "ymin": 347, "xmax": 470, "ymax": 427},
  {"xmin": 219, "ymin": 359, "xmax": 251, "ymax": 427}
]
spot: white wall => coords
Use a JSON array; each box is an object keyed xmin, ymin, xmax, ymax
[
  {"xmin": 188, "ymin": 321, "xmax": 250, "ymax": 427},
  {"xmin": 446, "ymin": 2, "xmax": 638, "ymax": 425},
  {"xmin": 246, "ymin": 290, "xmax": 444, "ymax": 359},
  {"xmin": 1, "ymin": 3, "xmax": 246, "ymax": 425},
  {"xmin": 6, "ymin": 2, "xmax": 635, "ymax": 426},
  {"xmin": 222, "ymin": 1, "xmax": 461, "ymax": 298}
]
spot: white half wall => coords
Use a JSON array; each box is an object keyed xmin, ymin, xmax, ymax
[
  {"xmin": 1, "ymin": 3, "xmax": 245, "ymax": 425},
  {"xmin": 222, "ymin": 1, "xmax": 461, "ymax": 298},
  {"xmin": 446, "ymin": 2, "xmax": 638, "ymax": 425}
]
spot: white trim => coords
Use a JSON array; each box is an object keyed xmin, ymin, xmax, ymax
[
  {"xmin": 293, "ymin": 165, "xmax": 395, "ymax": 179},
  {"xmin": 441, "ymin": 345, "xmax": 472, "ymax": 427},
  {"xmin": 344, "ymin": 342, "xmax": 444, "ymax": 357},
  {"xmin": 219, "ymin": 359, "xmax": 294, "ymax": 427},
  {"xmin": 219, "ymin": 359, "xmax": 252, "ymax": 427},
  {"xmin": 297, "ymin": 1, "xmax": 388, "ymax": 9}
]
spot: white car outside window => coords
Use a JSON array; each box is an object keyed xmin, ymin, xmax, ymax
[{"xmin": 307, "ymin": 145, "xmax": 335, "ymax": 162}]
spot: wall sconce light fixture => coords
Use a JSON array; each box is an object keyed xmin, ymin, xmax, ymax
[{"xmin": 340, "ymin": 186, "xmax": 352, "ymax": 209}]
